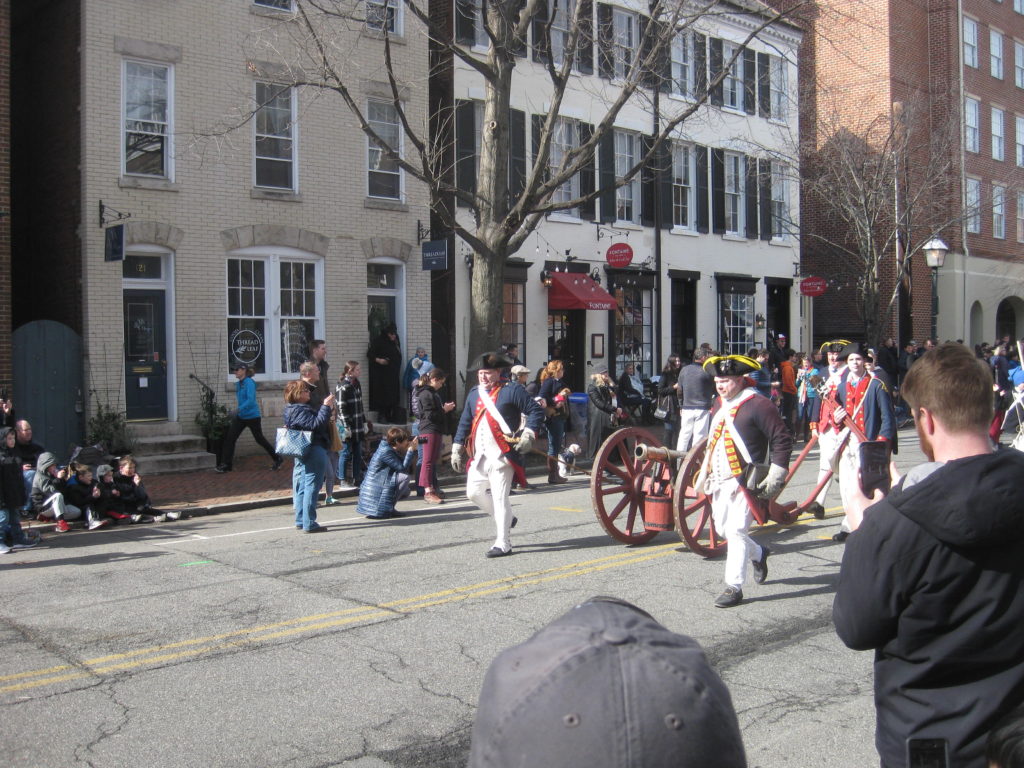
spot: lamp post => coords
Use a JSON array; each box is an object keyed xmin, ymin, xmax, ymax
[{"xmin": 922, "ymin": 237, "xmax": 948, "ymax": 343}]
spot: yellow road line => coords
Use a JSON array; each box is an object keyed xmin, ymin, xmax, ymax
[{"xmin": 1, "ymin": 543, "xmax": 680, "ymax": 695}]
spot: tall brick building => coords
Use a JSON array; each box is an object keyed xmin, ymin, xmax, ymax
[
  {"xmin": 796, "ymin": 0, "xmax": 1024, "ymax": 348},
  {"xmin": 11, "ymin": 0, "xmax": 431, "ymax": 460}
]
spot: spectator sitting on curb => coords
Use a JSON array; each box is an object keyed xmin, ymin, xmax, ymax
[
  {"xmin": 356, "ymin": 426, "xmax": 415, "ymax": 520},
  {"xmin": 31, "ymin": 452, "xmax": 76, "ymax": 532},
  {"xmin": 95, "ymin": 464, "xmax": 131, "ymax": 524},
  {"xmin": 467, "ymin": 596, "xmax": 748, "ymax": 768},
  {"xmin": 62, "ymin": 463, "xmax": 111, "ymax": 530},
  {"xmin": 112, "ymin": 455, "xmax": 180, "ymax": 523},
  {"xmin": 14, "ymin": 420, "xmax": 44, "ymax": 515}
]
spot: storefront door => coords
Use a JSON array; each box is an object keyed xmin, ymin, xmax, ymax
[{"xmin": 124, "ymin": 289, "xmax": 168, "ymax": 420}]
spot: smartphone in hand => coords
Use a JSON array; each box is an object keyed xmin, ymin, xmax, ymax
[{"xmin": 859, "ymin": 440, "xmax": 892, "ymax": 496}]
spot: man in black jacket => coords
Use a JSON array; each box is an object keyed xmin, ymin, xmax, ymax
[{"xmin": 833, "ymin": 342, "xmax": 1024, "ymax": 768}]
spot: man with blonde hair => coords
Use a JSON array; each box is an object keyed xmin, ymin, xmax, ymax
[{"xmin": 834, "ymin": 342, "xmax": 1024, "ymax": 768}]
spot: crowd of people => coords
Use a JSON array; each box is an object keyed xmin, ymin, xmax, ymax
[{"xmin": 0, "ymin": 405, "xmax": 181, "ymax": 553}]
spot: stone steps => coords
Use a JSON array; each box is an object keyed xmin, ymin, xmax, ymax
[{"xmin": 127, "ymin": 421, "xmax": 217, "ymax": 475}]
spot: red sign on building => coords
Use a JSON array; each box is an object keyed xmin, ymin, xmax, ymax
[
  {"xmin": 605, "ymin": 242, "xmax": 634, "ymax": 268},
  {"xmin": 799, "ymin": 276, "xmax": 827, "ymax": 297}
]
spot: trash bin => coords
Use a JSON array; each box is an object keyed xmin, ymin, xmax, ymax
[{"xmin": 568, "ymin": 392, "xmax": 589, "ymax": 434}]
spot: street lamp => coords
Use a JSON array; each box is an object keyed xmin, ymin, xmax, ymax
[{"xmin": 922, "ymin": 237, "xmax": 948, "ymax": 342}]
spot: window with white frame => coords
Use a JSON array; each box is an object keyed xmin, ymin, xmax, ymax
[
  {"xmin": 719, "ymin": 292, "xmax": 754, "ymax": 355},
  {"xmin": 991, "ymin": 30, "xmax": 1004, "ymax": 78},
  {"xmin": 550, "ymin": 0, "xmax": 576, "ymax": 68},
  {"xmin": 366, "ymin": 0, "xmax": 399, "ymax": 33},
  {"xmin": 964, "ymin": 18, "xmax": 979, "ymax": 67},
  {"xmin": 254, "ymin": 82, "xmax": 295, "ymax": 189},
  {"xmin": 550, "ymin": 117, "xmax": 581, "ymax": 213},
  {"xmin": 471, "ymin": 0, "xmax": 489, "ymax": 47},
  {"xmin": 611, "ymin": 9, "xmax": 636, "ymax": 79},
  {"xmin": 614, "ymin": 130, "xmax": 640, "ymax": 223},
  {"xmin": 671, "ymin": 142, "xmax": 694, "ymax": 229},
  {"xmin": 1018, "ymin": 0, "xmax": 1024, "ymax": 14},
  {"xmin": 1017, "ymin": 194, "xmax": 1024, "ymax": 242},
  {"xmin": 123, "ymin": 60, "xmax": 171, "ymax": 178},
  {"xmin": 770, "ymin": 56, "xmax": 787, "ymax": 119},
  {"xmin": 994, "ymin": 185, "xmax": 1006, "ymax": 238},
  {"xmin": 992, "ymin": 107, "xmax": 1005, "ymax": 160},
  {"xmin": 1017, "ymin": 42, "xmax": 1024, "ymax": 87},
  {"xmin": 722, "ymin": 41, "xmax": 743, "ymax": 110},
  {"xmin": 965, "ymin": 97, "xmax": 980, "ymax": 153},
  {"xmin": 1017, "ymin": 116, "xmax": 1024, "ymax": 165},
  {"xmin": 966, "ymin": 177, "xmax": 981, "ymax": 233},
  {"xmin": 226, "ymin": 254, "xmax": 323, "ymax": 377},
  {"xmin": 771, "ymin": 162, "xmax": 789, "ymax": 239},
  {"xmin": 367, "ymin": 99, "xmax": 402, "ymax": 199},
  {"xmin": 613, "ymin": 285, "xmax": 653, "ymax": 378},
  {"xmin": 255, "ymin": 0, "xmax": 292, "ymax": 9},
  {"xmin": 724, "ymin": 152, "xmax": 744, "ymax": 234},
  {"xmin": 671, "ymin": 31, "xmax": 693, "ymax": 98}
]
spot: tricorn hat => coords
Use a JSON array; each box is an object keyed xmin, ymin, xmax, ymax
[
  {"xmin": 702, "ymin": 354, "xmax": 761, "ymax": 377},
  {"xmin": 469, "ymin": 351, "xmax": 515, "ymax": 372},
  {"xmin": 838, "ymin": 342, "xmax": 867, "ymax": 361},
  {"xmin": 819, "ymin": 339, "xmax": 852, "ymax": 355}
]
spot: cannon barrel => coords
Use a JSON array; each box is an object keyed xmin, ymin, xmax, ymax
[{"xmin": 634, "ymin": 444, "xmax": 688, "ymax": 463}]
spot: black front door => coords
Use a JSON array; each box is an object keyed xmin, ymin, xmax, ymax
[
  {"xmin": 547, "ymin": 309, "xmax": 585, "ymax": 391},
  {"xmin": 124, "ymin": 289, "xmax": 168, "ymax": 420}
]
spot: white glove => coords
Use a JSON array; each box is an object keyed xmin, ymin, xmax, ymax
[
  {"xmin": 451, "ymin": 444, "xmax": 465, "ymax": 473},
  {"xmin": 757, "ymin": 464, "xmax": 788, "ymax": 500},
  {"xmin": 516, "ymin": 428, "xmax": 535, "ymax": 454}
]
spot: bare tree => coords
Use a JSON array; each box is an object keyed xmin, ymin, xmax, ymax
[
  {"xmin": 235, "ymin": 0, "xmax": 807, "ymax": 367},
  {"xmin": 792, "ymin": 91, "xmax": 1017, "ymax": 348}
]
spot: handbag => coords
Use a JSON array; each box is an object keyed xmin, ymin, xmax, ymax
[
  {"xmin": 653, "ymin": 393, "xmax": 674, "ymax": 421},
  {"xmin": 276, "ymin": 426, "xmax": 312, "ymax": 459},
  {"xmin": 329, "ymin": 416, "xmax": 344, "ymax": 452}
]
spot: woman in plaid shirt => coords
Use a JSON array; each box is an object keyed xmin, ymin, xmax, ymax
[{"xmin": 336, "ymin": 361, "xmax": 371, "ymax": 489}]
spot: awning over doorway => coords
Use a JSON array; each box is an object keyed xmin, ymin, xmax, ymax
[{"xmin": 547, "ymin": 271, "xmax": 618, "ymax": 311}]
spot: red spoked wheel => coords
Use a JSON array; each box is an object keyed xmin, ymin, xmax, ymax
[
  {"xmin": 673, "ymin": 437, "xmax": 727, "ymax": 557},
  {"xmin": 590, "ymin": 427, "xmax": 664, "ymax": 544}
]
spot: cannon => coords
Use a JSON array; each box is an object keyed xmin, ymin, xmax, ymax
[{"xmin": 589, "ymin": 426, "xmax": 836, "ymax": 556}]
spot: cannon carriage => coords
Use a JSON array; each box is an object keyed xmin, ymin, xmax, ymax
[{"xmin": 589, "ymin": 426, "xmax": 833, "ymax": 556}]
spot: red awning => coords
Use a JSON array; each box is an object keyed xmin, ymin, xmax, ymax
[{"xmin": 547, "ymin": 271, "xmax": 618, "ymax": 311}]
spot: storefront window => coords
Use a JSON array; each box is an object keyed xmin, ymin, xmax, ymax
[
  {"xmin": 719, "ymin": 292, "xmax": 754, "ymax": 355},
  {"xmin": 613, "ymin": 284, "xmax": 653, "ymax": 378},
  {"xmin": 502, "ymin": 281, "xmax": 526, "ymax": 363}
]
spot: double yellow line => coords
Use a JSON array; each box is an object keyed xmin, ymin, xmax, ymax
[{"xmin": 0, "ymin": 543, "xmax": 680, "ymax": 696}]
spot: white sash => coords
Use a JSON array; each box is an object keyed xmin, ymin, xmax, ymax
[{"xmin": 478, "ymin": 386, "xmax": 514, "ymax": 437}]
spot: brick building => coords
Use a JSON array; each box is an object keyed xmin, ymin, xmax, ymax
[
  {"xmin": 11, "ymin": 0, "xmax": 431, "ymax": 463},
  {"xmin": 0, "ymin": 0, "xmax": 9, "ymax": 390},
  {"xmin": 796, "ymin": 0, "xmax": 1024, "ymax": 348}
]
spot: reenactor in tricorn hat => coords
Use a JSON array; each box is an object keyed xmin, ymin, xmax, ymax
[
  {"xmin": 831, "ymin": 341, "xmax": 895, "ymax": 542},
  {"xmin": 695, "ymin": 355, "xmax": 793, "ymax": 608},
  {"xmin": 452, "ymin": 351, "xmax": 543, "ymax": 558},
  {"xmin": 807, "ymin": 340, "xmax": 852, "ymax": 519}
]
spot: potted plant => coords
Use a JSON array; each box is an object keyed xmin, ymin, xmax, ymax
[
  {"xmin": 86, "ymin": 394, "xmax": 137, "ymax": 456},
  {"xmin": 193, "ymin": 377, "xmax": 233, "ymax": 462}
]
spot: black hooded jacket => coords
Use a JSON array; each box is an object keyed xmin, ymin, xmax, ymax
[
  {"xmin": 833, "ymin": 449, "xmax": 1024, "ymax": 768},
  {"xmin": 0, "ymin": 427, "xmax": 26, "ymax": 510}
]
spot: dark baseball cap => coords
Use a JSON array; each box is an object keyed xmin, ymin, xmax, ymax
[{"xmin": 467, "ymin": 597, "xmax": 747, "ymax": 768}]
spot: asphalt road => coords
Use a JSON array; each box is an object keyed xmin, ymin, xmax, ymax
[{"xmin": 0, "ymin": 429, "xmax": 926, "ymax": 767}]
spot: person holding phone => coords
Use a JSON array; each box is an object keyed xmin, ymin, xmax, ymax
[
  {"xmin": 833, "ymin": 342, "xmax": 1024, "ymax": 768},
  {"xmin": 832, "ymin": 342, "xmax": 895, "ymax": 542}
]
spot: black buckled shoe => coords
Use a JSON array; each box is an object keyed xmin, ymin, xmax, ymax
[
  {"xmin": 486, "ymin": 546, "xmax": 512, "ymax": 558},
  {"xmin": 752, "ymin": 546, "xmax": 770, "ymax": 585},
  {"xmin": 714, "ymin": 586, "xmax": 743, "ymax": 608}
]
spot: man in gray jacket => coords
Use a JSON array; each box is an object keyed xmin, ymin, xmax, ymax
[{"xmin": 676, "ymin": 350, "xmax": 715, "ymax": 453}]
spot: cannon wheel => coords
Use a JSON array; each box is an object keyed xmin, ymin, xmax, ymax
[
  {"xmin": 590, "ymin": 427, "xmax": 664, "ymax": 544},
  {"xmin": 673, "ymin": 437, "xmax": 727, "ymax": 558}
]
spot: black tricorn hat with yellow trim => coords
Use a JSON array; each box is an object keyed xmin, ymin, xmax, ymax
[
  {"xmin": 468, "ymin": 351, "xmax": 516, "ymax": 372},
  {"xmin": 703, "ymin": 354, "xmax": 761, "ymax": 377},
  {"xmin": 819, "ymin": 339, "xmax": 852, "ymax": 355}
]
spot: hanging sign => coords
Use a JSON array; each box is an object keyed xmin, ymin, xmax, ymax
[
  {"xmin": 605, "ymin": 242, "xmax": 634, "ymax": 269},
  {"xmin": 800, "ymin": 276, "xmax": 827, "ymax": 297}
]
